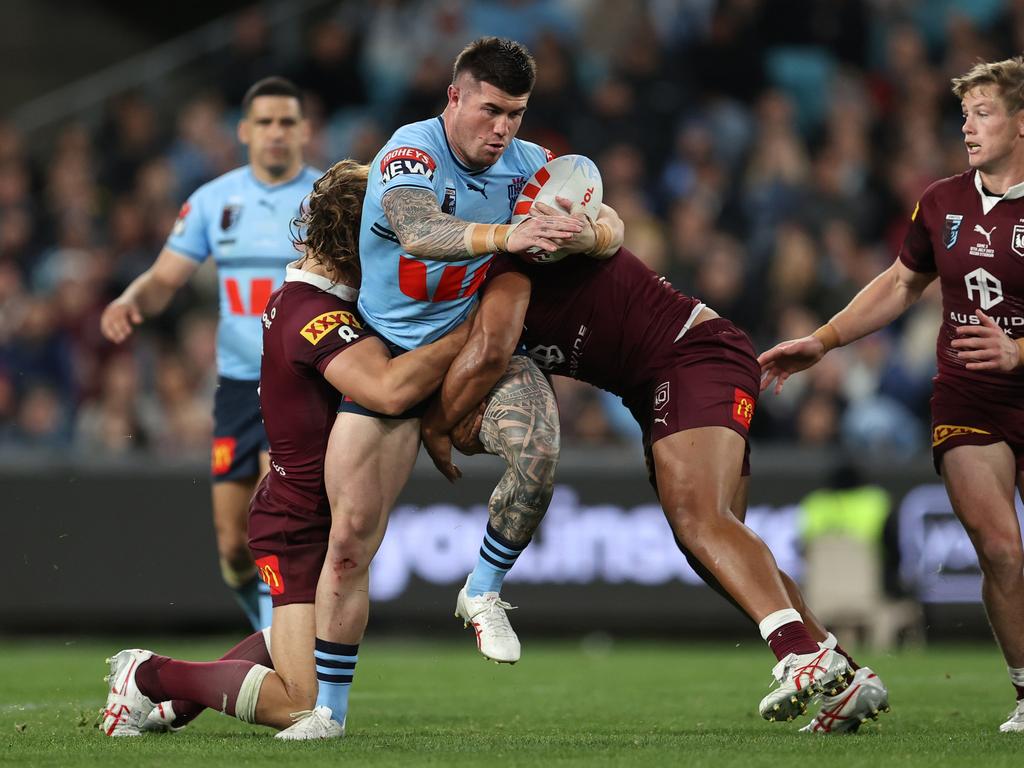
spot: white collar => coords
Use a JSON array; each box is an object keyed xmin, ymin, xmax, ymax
[
  {"xmin": 284, "ymin": 260, "xmax": 358, "ymax": 302},
  {"xmin": 974, "ymin": 170, "xmax": 1024, "ymax": 215}
]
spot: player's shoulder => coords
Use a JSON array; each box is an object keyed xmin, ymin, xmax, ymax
[
  {"xmin": 274, "ymin": 282, "xmax": 362, "ymax": 342},
  {"xmin": 918, "ymin": 170, "xmax": 974, "ymax": 208},
  {"xmin": 380, "ymin": 118, "xmax": 445, "ymax": 157},
  {"xmin": 192, "ymin": 165, "xmax": 252, "ymax": 198},
  {"xmin": 506, "ymin": 137, "xmax": 554, "ymax": 168}
]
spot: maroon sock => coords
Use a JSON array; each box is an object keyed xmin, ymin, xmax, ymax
[
  {"xmin": 166, "ymin": 631, "xmax": 273, "ymax": 727},
  {"xmin": 1014, "ymin": 683, "xmax": 1024, "ymax": 702},
  {"xmin": 135, "ymin": 655, "xmax": 256, "ymax": 718},
  {"xmin": 766, "ymin": 621, "xmax": 820, "ymax": 660},
  {"xmin": 834, "ymin": 642, "xmax": 860, "ymax": 672}
]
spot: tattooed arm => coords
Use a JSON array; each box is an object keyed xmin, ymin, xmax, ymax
[
  {"xmin": 382, "ymin": 187, "xmax": 583, "ymax": 262},
  {"xmin": 421, "ymin": 271, "xmax": 531, "ymax": 479}
]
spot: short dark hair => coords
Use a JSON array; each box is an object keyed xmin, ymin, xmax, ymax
[
  {"xmin": 452, "ymin": 37, "xmax": 536, "ymax": 96},
  {"xmin": 241, "ymin": 76, "xmax": 303, "ymax": 115}
]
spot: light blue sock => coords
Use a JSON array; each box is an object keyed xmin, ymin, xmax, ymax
[
  {"xmin": 257, "ymin": 580, "xmax": 273, "ymax": 629},
  {"xmin": 232, "ymin": 577, "xmax": 261, "ymax": 630},
  {"xmin": 314, "ymin": 639, "xmax": 358, "ymax": 725},
  {"xmin": 467, "ymin": 522, "xmax": 528, "ymax": 597}
]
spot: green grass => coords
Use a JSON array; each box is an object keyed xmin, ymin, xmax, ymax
[{"xmin": 0, "ymin": 637, "xmax": 1021, "ymax": 767}]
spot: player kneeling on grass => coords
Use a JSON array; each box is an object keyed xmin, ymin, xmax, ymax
[
  {"xmin": 101, "ymin": 160, "xmax": 473, "ymax": 739},
  {"xmin": 421, "ymin": 194, "xmax": 888, "ymax": 728}
]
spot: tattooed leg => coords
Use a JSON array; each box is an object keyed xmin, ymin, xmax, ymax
[{"xmin": 478, "ymin": 355, "xmax": 560, "ymax": 545}]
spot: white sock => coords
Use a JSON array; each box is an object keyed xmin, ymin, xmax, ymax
[
  {"xmin": 758, "ymin": 608, "xmax": 804, "ymax": 641},
  {"xmin": 820, "ymin": 632, "xmax": 838, "ymax": 650}
]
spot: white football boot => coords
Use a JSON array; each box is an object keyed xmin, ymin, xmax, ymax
[
  {"xmin": 141, "ymin": 701, "xmax": 185, "ymax": 733},
  {"xmin": 999, "ymin": 699, "xmax": 1024, "ymax": 733},
  {"xmin": 274, "ymin": 706, "xmax": 345, "ymax": 740},
  {"xmin": 100, "ymin": 649, "xmax": 156, "ymax": 737},
  {"xmin": 800, "ymin": 667, "xmax": 889, "ymax": 733},
  {"xmin": 759, "ymin": 647, "xmax": 850, "ymax": 722},
  {"xmin": 455, "ymin": 576, "xmax": 521, "ymax": 664}
]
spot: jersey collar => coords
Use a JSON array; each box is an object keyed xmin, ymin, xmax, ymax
[
  {"xmin": 285, "ymin": 261, "xmax": 358, "ymax": 302},
  {"xmin": 973, "ymin": 169, "xmax": 1024, "ymax": 214},
  {"xmin": 246, "ymin": 164, "xmax": 312, "ymax": 191}
]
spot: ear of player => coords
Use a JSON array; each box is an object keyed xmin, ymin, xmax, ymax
[{"xmin": 511, "ymin": 154, "xmax": 603, "ymax": 264}]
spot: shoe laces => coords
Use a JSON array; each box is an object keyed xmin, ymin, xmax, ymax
[{"xmin": 471, "ymin": 595, "xmax": 518, "ymax": 638}]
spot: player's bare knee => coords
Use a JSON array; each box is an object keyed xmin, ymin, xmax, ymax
[{"xmin": 976, "ymin": 536, "xmax": 1024, "ymax": 581}]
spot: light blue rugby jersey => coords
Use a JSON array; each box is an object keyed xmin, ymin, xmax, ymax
[
  {"xmin": 359, "ymin": 116, "xmax": 550, "ymax": 349},
  {"xmin": 165, "ymin": 165, "xmax": 321, "ymax": 380}
]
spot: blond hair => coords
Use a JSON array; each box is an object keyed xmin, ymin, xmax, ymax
[
  {"xmin": 292, "ymin": 159, "xmax": 369, "ymax": 279},
  {"xmin": 952, "ymin": 56, "xmax": 1024, "ymax": 113}
]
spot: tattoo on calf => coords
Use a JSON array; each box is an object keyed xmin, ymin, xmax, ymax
[{"xmin": 480, "ymin": 356, "xmax": 560, "ymax": 546}]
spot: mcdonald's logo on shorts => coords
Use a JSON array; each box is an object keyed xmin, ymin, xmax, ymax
[
  {"xmin": 932, "ymin": 424, "xmax": 990, "ymax": 447},
  {"xmin": 211, "ymin": 437, "xmax": 237, "ymax": 476},
  {"xmin": 255, "ymin": 555, "xmax": 285, "ymax": 596},
  {"xmin": 732, "ymin": 388, "xmax": 755, "ymax": 430}
]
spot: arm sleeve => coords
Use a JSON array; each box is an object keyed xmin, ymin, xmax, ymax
[
  {"xmin": 286, "ymin": 300, "xmax": 378, "ymax": 376},
  {"xmin": 164, "ymin": 188, "xmax": 210, "ymax": 261},
  {"xmin": 377, "ymin": 126, "xmax": 445, "ymax": 200}
]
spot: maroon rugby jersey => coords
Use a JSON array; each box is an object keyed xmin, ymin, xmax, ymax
[
  {"xmin": 259, "ymin": 266, "xmax": 374, "ymax": 508},
  {"xmin": 484, "ymin": 248, "xmax": 704, "ymax": 396},
  {"xmin": 899, "ymin": 169, "xmax": 1024, "ymax": 390}
]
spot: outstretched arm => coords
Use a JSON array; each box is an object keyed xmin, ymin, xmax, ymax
[
  {"xmin": 759, "ymin": 258, "xmax": 936, "ymax": 394},
  {"xmin": 323, "ymin": 317, "xmax": 473, "ymax": 416},
  {"xmin": 421, "ymin": 271, "xmax": 532, "ymax": 479},
  {"xmin": 100, "ymin": 248, "xmax": 200, "ymax": 343},
  {"xmin": 381, "ymin": 187, "xmax": 582, "ymax": 262}
]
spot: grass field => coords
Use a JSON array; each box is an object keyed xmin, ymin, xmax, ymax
[{"xmin": 1, "ymin": 636, "xmax": 1022, "ymax": 767}]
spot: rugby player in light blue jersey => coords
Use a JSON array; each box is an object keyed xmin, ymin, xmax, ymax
[
  {"xmin": 279, "ymin": 38, "xmax": 620, "ymax": 739},
  {"xmin": 100, "ymin": 77, "xmax": 320, "ymax": 634}
]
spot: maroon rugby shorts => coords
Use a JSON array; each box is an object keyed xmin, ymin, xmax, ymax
[
  {"xmin": 625, "ymin": 318, "xmax": 760, "ymax": 490},
  {"xmin": 930, "ymin": 374, "xmax": 1024, "ymax": 474},
  {"xmin": 248, "ymin": 477, "xmax": 331, "ymax": 607}
]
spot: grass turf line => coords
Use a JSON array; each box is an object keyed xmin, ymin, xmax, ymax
[{"xmin": 0, "ymin": 638, "xmax": 1021, "ymax": 767}]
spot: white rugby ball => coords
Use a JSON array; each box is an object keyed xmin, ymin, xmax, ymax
[{"xmin": 510, "ymin": 154, "xmax": 603, "ymax": 264}]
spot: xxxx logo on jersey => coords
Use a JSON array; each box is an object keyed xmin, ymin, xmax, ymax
[
  {"xmin": 300, "ymin": 311, "xmax": 362, "ymax": 345},
  {"xmin": 932, "ymin": 424, "xmax": 990, "ymax": 447}
]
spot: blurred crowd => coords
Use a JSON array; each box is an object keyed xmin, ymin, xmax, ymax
[{"xmin": 1, "ymin": 0, "xmax": 1018, "ymax": 460}]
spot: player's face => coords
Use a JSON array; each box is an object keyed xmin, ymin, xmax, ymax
[
  {"xmin": 961, "ymin": 87, "xmax": 1024, "ymax": 175},
  {"xmin": 238, "ymin": 96, "xmax": 309, "ymax": 182},
  {"xmin": 444, "ymin": 77, "xmax": 529, "ymax": 169}
]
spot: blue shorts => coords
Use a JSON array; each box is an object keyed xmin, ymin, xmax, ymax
[
  {"xmin": 211, "ymin": 376, "xmax": 268, "ymax": 482},
  {"xmin": 337, "ymin": 336, "xmax": 429, "ymax": 420}
]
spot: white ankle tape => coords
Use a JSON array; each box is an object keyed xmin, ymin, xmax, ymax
[
  {"xmin": 821, "ymin": 632, "xmax": 838, "ymax": 650},
  {"xmin": 235, "ymin": 664, "xmax": 272, "ymax": 723},
  {"xmin": 1009, "ymin": 667, "xmax": 1024, "ymax": 686},
  {"xmin": 758, "ymin": 609, "xmax": 804, "ymax": 641}
]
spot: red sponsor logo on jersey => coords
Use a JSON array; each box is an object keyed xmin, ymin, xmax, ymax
[
  {"xmin": 255, "ymin": 555, "xmax": 285, "ymax": 596},
  {"xmin": 300, "ymin": 310, "xmax": 362, "ymax": 344},
  {"xmin": 211, "ymin": 437, "xmax": 237, "ymax": 475},
  {"xmin": 732, "ymin": 388, "xmax": 755, "ymax": 430},
  {"xmin": 932, "ymin": 424, "xmax": 990, "ymax": 447},
  {"xmin": 171, "ymin": 201, "xmax": 191, "ymax": 237},
  {"xmin": 380, "ymin": 147, "xmax": 436, "ymax": 183}
]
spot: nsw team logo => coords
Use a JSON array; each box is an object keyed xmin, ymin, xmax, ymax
[
  {"xmin": 943, "ymin": 213, "xmax": 963, "ymax": 250},
  {"xmin": 380, "ymin": 146, "xmax": 436, "ymax": 183},
  {"xmin": 1013, "ymin": 225, "xmax": 1024, "ymax": 258},
  {"xmin": 220, "ymin": 202, "xmax": 242, "ymax": 231},
  {"xmin": 300, "ymin": 311, "xmax": 362, "ymax": 345}
]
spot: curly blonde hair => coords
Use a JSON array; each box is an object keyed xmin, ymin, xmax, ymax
[
  {"xmin": 293, "ymin": 159, "xmax": 369, "ymax": 280},
  {"xmin": 952, "ymin": 56, "xmax": 1024, "ymax": 113}
]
